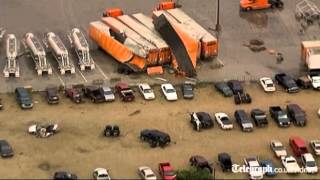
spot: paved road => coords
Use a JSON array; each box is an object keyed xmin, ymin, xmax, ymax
[{"xmin": 0, "ymin": 0, "xmax": 320, "ymax": 92}]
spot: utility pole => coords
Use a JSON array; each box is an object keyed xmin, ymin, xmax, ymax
[{"xmin": 215, "ymin": 0, "xmax": 221, "ymax": 32}]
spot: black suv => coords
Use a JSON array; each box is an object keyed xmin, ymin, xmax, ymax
[
  {"xmin": 287, "ymin": 104, "xmax": 306, "ymax": 126},
  {"xmin": 46, "ymin": 87, "xmax": 59, "ymax": 104},
  {"xmin": 218, "ymin": 153, "xmax": 232, "ymax": 172},
  {"xmin": 251, "ymin": 109, "xmax": 268, "ymax": 127},
  {"xmin": 83, "ymin": 86, "xmax": 105, "ymax": 103},
  {"xmin": 140, "ymin": 129, "xmax": 171, "ymax": 148},
  {"xmin": 189, "ymin": 155, "xmax": 213, "ymax": 173},
  {"xmin": 235, "ymin": 110, "xmax": 253, "ymax": 132},
  {"xmin": 53, "ymin": 171, "xmax": 77, "ymax": 180},
  {"xmin": 275, "ymin": 73, "xmax": 299, "ymax": 93},
  {"xmin": 190, "ymin": 112, "xmax": 214, "ymax": 131},
  {"xmin": 15, "ymin": 87, "xmax": 33, "ymax": 109}
]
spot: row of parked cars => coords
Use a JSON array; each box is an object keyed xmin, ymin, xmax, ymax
[
  {"xmin": 189, "ymin": 104, "xmax": 307, "ymax": 132},
  {"xmin": 13, "ymin": 82, "xmax": 195, "ymax": 109}
]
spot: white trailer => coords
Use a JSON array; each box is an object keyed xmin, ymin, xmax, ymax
[
  {"xmin": 3, "ymin": 34, "xmax": 19, "ymax": 77},
  {"xmin": 46, "ymin": 32, "xmax": 75, "ymax": 75},
  {"xmin": 70, "ymin": 28, "xmax": 95, "ymax": 71},
  {"xmin": 25, "ymin": 33, "xmax": 52, "ymax": 75}
]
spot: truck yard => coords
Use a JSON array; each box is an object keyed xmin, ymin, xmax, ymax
[{"xmin": 1, "ymin": 0, "xmax": 320, "ymax": 179}]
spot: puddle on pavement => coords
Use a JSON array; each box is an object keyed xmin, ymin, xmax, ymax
[{"xmin": 239, "ymin": 11, "xmax": 269, "ymax": 29}]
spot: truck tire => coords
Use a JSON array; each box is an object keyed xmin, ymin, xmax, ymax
[
  {"xmin": 150, "ymin": 140, "xmax": 157, "ymax": 148},
  {"xmin": 234, "ymin": 95, "xmax": 241, "ymax": 105}
]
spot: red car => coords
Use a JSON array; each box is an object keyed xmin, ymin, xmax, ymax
[
  {"xmin": 65, "ymin": 87, "xmax": 82, "ymax": 104},
  {"xmin": 115, "ymin": 83, "xmax": 135, "ymax": 102},
  {"xmin": 289, "ymin": 136, "xmax": 308, "ymax": 157},
  {"xmin": 159, "ymin": 162, "xmax": 176, "ymax": 180}
]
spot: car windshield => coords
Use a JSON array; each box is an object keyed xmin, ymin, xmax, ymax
[
  {"xmin": 146, "ymin": 174, "xmax": 155, "ymax": 178},
  {"xmin": 164, "ymin": 170, "xmax": 175, "ymax": 176},
  {"xmin": 104, "ymin": 90, "xmax": 113, "ymax": 95},
  {"xmin": 279, "ymin": 114, "xmax": 288, "ymax": 120},
  {"xmin": 221, "ymin": 117, "xmax": 230, "ymax": 123},
  {"xmin": 313, "ymin": 78, "xmax": 320, "ymax": 83},
  {"xmin": 144, "ymin": 89, "xmax": 153, "ymax": 93},
  {"xmin": 267, "ymin": 84, "xmax": 274, "ymax": 87},
  {"xmin": 21, "ymin": 97, "xmax": 31, "ymax": 101},
  {"xmin": 1, "ymin": 146, "xmax": 10, "ymax": 151},
  {"xmin": 306, "ymin": 161, "xmax": 316, "ymax": 167},
  {"xmin": 287, "ymin": 160, "xmax": 296, "ymax": 164},
  {"xmin": 98, "ymin": 174, "xmax": 108, "ymax": 178},
  {"xmin": 274, "ymin": 145, "xmax": 284, "ymax": 150},
  {"xmin": 166, "ymin": 89, "xmax": 176, "ymax": 93},
  {"xmin": 315, "ymin": 145, "xmax": 320, "ymax": 150}
]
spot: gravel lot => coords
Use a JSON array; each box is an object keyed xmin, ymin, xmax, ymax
[{"xmin": 0, "ymin": 83, "xmax": 319, "ymax": 179}]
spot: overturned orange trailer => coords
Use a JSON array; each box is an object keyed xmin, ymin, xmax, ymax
[{"xmin": 153, "ymin": 8, "xmax": 218, "ymax": 60}]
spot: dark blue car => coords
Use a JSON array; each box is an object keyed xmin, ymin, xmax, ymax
[{"xmin": 260, "ymin": 160, "xmax": 276, "ymax": 177}]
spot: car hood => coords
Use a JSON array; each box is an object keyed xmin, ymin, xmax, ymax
[{"xmin": 28, "ymin": 125, "xmax": 37, "ymax": 133}]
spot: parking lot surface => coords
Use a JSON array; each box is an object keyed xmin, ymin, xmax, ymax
[
  {"xmin": 1, "ymin": 0, "xmax": 320, "ymax": 92},
  {"xmin": 0, "ymin": 84, "xmax": 319, "ymax": 179}
]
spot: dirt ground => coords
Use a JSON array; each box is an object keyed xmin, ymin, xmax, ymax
[{"xmin": 0, "ymin": 83, "xmax": 319, "ymax": 179}]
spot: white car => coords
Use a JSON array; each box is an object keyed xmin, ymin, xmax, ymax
[
  {"xmin": 102, "ymin": 86, "xmax": 115, "ymax": 102},
  {"xmin": 93, "ymin": 168, "xmax": 111, "ymax": 180},
  {"xmin": 244, "ymin": 157, "xmax": 263, "ymax": 180},
  {"xmin": 214, "ymin": 113, "xmax": 233, "ymax": 130},
  {"xmin": 138, "ymin": 166, "xmax": 157, "ymax": 180},
  {"xmin": 259, "ymin": 77, "xmax": 276, "ymax": 92},
  {"xmin": 308, "ymin": 75, "xmax": 320, "ymax": 89},
  {"xmin": 28, "ymin": 123, "xmax": 58, "ymax": 138},
  {"xmin": 281, "ymin": 156, "xmax": 300, "ymax": 174},
  {"xmin": 138, "ymin": 83, "xmax": 155, "ymax": 100},
  {"xmin": 310, "ymin": 140, "xmax": 320, "ymax": 156},
  {"xmin": 270, "ymin": 140, "xmax": 287, "ymax": 158},
  {"xmin": 161, "ymin": 83, "xmax": 178, "ymax": 101},
  {"xmin": 301, "ymin": 153, "xmax": 318, "ymax": 174}
]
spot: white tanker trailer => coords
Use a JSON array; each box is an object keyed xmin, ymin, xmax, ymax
[
  {"xmin": 3, "ymin": 34, "xmax": 19, "ymax": 77},
  {"xmin": 46, "ymin": 32, "xmax": 75, "ymax": 75},
  {"xmin": 25, "ymin": 33, "xmax": 52, "ymax": 75},
  {"xmin": 70, "ymin": 28, "xmax": 95, "ymax": 71}
]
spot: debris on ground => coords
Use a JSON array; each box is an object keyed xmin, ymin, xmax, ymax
[
  {"xmin": 244, "ymin": 39, "xmax": 266, "ymax": 52},
  {"xmin": 155, "ymin": 77, "xmax": 168, "ymax": 82},
  {"xmin": 129, "ymin": 110, "xmax": 141, "ymax": 116},
  {"xmin": 276, "ymin": 52, "xmax": 284, "ymax": 64}
]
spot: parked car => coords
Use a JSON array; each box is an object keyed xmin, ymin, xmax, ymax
[
  {"xmin": 259, "ymin": 77, "xmax": 276, "ymax": 92},
  {"xmin": 301, "ymin": 153, "xmax": 318, "ymax": 174},
  {"xmin": 65, "ymin": 87, "xmax": 82, "ymax": 103},
  {"xmin": 289, "ymin": 136, "xmax": 308, "ymax": 157},
  {"xmin": 0, "ymin": 140, "xmax": 13, "ymax": 158},
  {"xmin": 270, "ymin": 140, "xmax": 287, "ymax": 158},
  {"xmin": 140, "ymin": 129, "xmax": 171, "ymax": 148},
  {"xmin": 181, "ymin": 83, "xmax": 194, "ymax": 99},
  {"xmin": 138, "ymin": 166, "xmax": 157, "ymax": 180},
  {"xmin": 115, "ymin": 82, "xmax": 135, "ymax": 102},
  {"xmin": 190, "ymin": 112, "xmax": 214, "ymax": 131},
  {"xmin": 214, "ymin": 82, "xmax": 233, "ymax": 97},
  {"xmin": 158, "ymin": 162, "xmax": 176, "ymax": 180},
  {"xmin": 286, "ymin": 104, "xmax": 306, "ymax": 126},
  {"xmin": 15, "ymin": 87, "xmax": 33, "ymax": 109},
  {"xmin": 310, "ymin": 140, "xmax": 320, "ymax": 156},
  {"xmin": 244, "ymin": 157, "xmax": 264, "ymax": 180},
  {"xmin": 102, "ymin": 86, "xmax": 115, "ymax": 102},
  {"xmin": 104, "ymin": 125, "xmax": 120, "ymax": 137},
  {"xmin": 28, "ymin": 123, "xmax": 59, "ymax": 138},
  {"xmin": 296, "ymin": 76, "xmax": 312, "ymax": 89},
  {"xmin": 161, "ymin": 83, "xmax": 178, "ymax": 101},
  {"xmin": 83, "ymin": 86, "xmax": 105, "ymax": 103},
  {"xmin": 269, "ymin": 106, "xmax": 290, "ymax": 127},
  {"xmin": 214, "ymin": 113, "xmax": 233, "ymax": 130},
  {"xmin": 251, "ymin": 109, "xmax": 268, "ymax": 127},
  {"xmin": 138, "ymin": 83, "xmax": 155, "ymax": 100},
  {"xmin": 227, "ymin": 80, "xmax": 243, "ymax": 94},
  {"xmin": 46, "ymin": 87, "xmax": 59, "ymax": 104},
  {"xmin": 218, "ymin": 153, "xmax": 232, "ymax": 172},
  {"xmin": 259, "ymin": 160, "xmax": 276, "ymax": 177},
  {"xmin": 275, "ymin": 73, "xmax": 299, "ymax": 93},
  {"xmin": 234, "ymin": 110, "xmax": 253, "ymax": 132},
  {"xmin": 189, "ymin": 155, "xmax": 213, "ymax": 173},
  {"xmin": 93, "ymin": 168, "xmax": 111, "ymax": 180},
  {"xmin": 281, "ymin": 156, "xmax": 300, "ymax": 174},
  {"xmin": 53, "ymin": 171, "xmax": 78, "ymax": 180}
]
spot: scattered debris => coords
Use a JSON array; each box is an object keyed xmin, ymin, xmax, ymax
[
  {"xmin": 155, "ymin": 77, "xmax": 168, "ymax": 82},
  {"xmin": 28, "ymin": 123, "xmax": 59, "ymax": 138},
  {"xmin": 129, "ymin": 110, "xmax": 141, "ymax": 116},
  {"xmin": 244, "ymin": 39, "xmax": 266, "ymax": 52},
  {"xmin": 276, "ymin": 52, "xmax": 284, "ymax": 64},
  {"xmin": 38, "ymin": 162, "xmax": 51, "ymax": 171}
]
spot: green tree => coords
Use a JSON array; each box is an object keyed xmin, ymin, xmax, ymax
[{"xmin": 176, "ymin": 167, "xmax": 213, "ymax": 180}]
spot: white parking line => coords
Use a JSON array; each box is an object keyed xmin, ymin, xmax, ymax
[
  {"xmin": 76, "ymin": 69, "xmax": 88, "ymax": 83},
  {"xmin": 52, "ymin": 69, "xmax": 65, "ymax": 87},
  {"xmin": 95, "ymin": 62, "xmax": 109, "ymax": 80}
]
